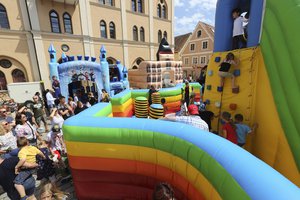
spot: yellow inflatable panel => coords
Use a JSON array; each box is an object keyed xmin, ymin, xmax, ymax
[
  {"xmin": 204, "ymin": 47, "xmax": 300, "ymax": 186},
  {"xmin": 164, "ymin": 94, "xmax": 182, "ymax": 103},
  {"xmin": 66, "ymin": 141, "xmax": 222, "ymax": 200}
]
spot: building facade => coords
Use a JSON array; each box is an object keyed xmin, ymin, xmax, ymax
[
  {"xmin": 0, "ymin": 0, "xmax": 174, "ymax": 89},
  {"xmin": 179, "ymin": 21, "xmax": 214, "ymax": 80}
]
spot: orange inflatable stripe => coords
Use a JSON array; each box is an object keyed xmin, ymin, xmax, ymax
[
  {"xmin": 68, "ymin": 155, "xmax": 205, "ymax": 200},
  {"xmin": 113, "ymin": 104, "xmax": 133, "ymax": 117},
  {"xmin": 165, "ymin": 101, "xmax": 181, "ymax": 108}
]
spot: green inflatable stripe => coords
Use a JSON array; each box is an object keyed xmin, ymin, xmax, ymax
[
  {"xmin": 110, "ymin": 92, "xmax": 131, "ymax": 105},
  {"xmin": 93, "ymin": 103, "xmax": 112, "ymax": 117},
  {"xmin": 63, "ymin": 125, "xmax": 250, "ymax": 200},
  {"xmin": 131, "ymin": 91, "xmax": 148, "ymax": 99},
  {"xmin": 159, "ymin": 88, "xmax": 182, "ymax": 97},
  {"xmin": 261, "ymin": 0, "xmax": 300, "ymax": 170}
]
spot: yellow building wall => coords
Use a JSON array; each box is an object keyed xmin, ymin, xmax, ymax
[
  {"xmin": 36, "ymin": 0, "xmax": 82, "ymax": 35},
  {"xmin": 204, "ymin": 47, "xmax": 300, "ymax": 186},
  {"xmin": 0, "ymin": 0, "xmax": 24, "ymax": 30}
]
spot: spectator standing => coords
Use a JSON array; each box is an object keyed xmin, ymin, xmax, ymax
[
  {"xmin": 184, "ymin": 82, "xmax": 190, "ymax": 106},
  {"xmin": 57, "ymin": 96, "xmax": 73, "ymax": 120},
  {"xmin": 32, "ymin": 95, "xmax": 49, "ymax": 132},
  {"xmin": 148, "ymin": 85, "xmax": 157, "ymax": 105},
  {"xmin": 46, "ymin": 90, "xmax": 56, "ymax": 110},
  {"xmin": 87, "ymin": 92, "xmax": 97, "ymax": 106},
  {"xmin": 221, "ymin": 112, "xmax": 238, "ymax": 144},
  {"xmin": 15, "ymin": 113, "xmax": 41, "ymax": 146},
  {"xmin": 199, "ymin": 65, "xmax": 207, "ymax": 94},
  {"xmin": 101, "ymin": 89, "xmax": 110, "ymax": 103},
  {"xmin": 49, "ymin": 108, "xmax": 64, "ymax": 129},
  {"xmin": 52, "ymin": 76, "xmax": 61, "ymax": 98},
  {"xmin": 0, "ymin": 120, "xmax": 18, "ymax": 158},
  {"xmin": 67, "ymin": 97, "xmax": 77, "ymax": 111},
  {"xmin": 74, "ymin": 101, "xmax": 87, "ymax": 115}
]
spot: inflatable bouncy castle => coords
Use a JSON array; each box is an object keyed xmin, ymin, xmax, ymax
[
  {"xmin": 63, "ymin": 0, "xmax": 300, "ymax": 199},
  {"xmin": 48, "ymin": 45, "xmax": 129, "ymax": 101}
]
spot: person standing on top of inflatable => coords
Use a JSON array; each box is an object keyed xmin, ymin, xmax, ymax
[
  {"xmin": 148, "ymin": 85, "xmax": 157, "ymax": 105},
  {"xmin": 232, "ymin": 8, "xmax": 248, "ymax": 50}
]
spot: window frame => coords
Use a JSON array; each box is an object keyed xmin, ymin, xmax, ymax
[
  {"xmin": 163, "ymin": 31, "xmax": 167, "ymax": 40},
  {"xmin": 197, "ymin": 30, "xmax": 202, "ymax": 38},
  {"xmin": 133, "ymin": 26, "xmax": 138, "ymax": 41},
  {"xmin": 200, "ymin": 56, "xmax": 206, "ymax": 64},
  {"xmin": 184, "ymin": 58, "xmax": 189, "ymax": 65},
  {"xmin": 202, "ymin": 40, "xmax": 208, "ymax": 49},
  {"xmin": 158, "ymin": 30, "xmax": 162, "ymax": 43},
  {"xmin": 132, "ymin": 0, "xmax": 137, "ymax": 12},
  {"xmin": 190, "ymin": 43, "xmax": 195, "ymax": 51},
  {"xmin": 109, "ymin": 22, "xmax": 116, "ymax": 39},
  {"xmin": 0, "ymin": 4, "xmax": 10, "ymax": 29},
  {"xmin": 63, "ymin": 12, "xmax": 73, "ymax": 34},
  {"xmin": 140, "ymin": 27, "xmax": 145, "ymax": 42},
  {"xmin": 192, "ymin": 57, "xmax": 198, "ymax": 65},
  {"xmin": 49, "ymin": 10, "xmax": 61, "ymax": 33},
  {"xmin": 162, "ymin": 5, "xmax": 167, "ymax": 19},
  {"xmin": 137, "ymin": 0, "xmax": 143, "ymax": 13},
  {"xmin": 157, "ymin": 4, "xmax": 161, "ymax": 18},
  {"xmin": 100, "ymin": 20, "xmax": 107, "ymax": 38}
]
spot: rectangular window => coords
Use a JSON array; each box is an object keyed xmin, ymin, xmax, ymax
[
  {"xmin": 200, "ymin": 56, "xmax": 206, "ymax": 64},
  {"xmin": 192, "ymin": 57, "xmax": 198, "ymax": 64},
  {"xmin": 202, "ymin": 41, "xmax": 208, "ymax": 49},
  {"xmin": 190, "ymin": 43, "xmax": 195, "ymax": 51},
  {"xmin": 184, "ymin": 58, "xmax": 189, "ymax": 65}
]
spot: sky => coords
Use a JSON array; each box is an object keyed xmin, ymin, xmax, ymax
[{"xmin": 174, "ymin": 0, "xmax": 217, "ymax": 36}]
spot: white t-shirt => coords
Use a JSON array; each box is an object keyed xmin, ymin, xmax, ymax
[
  {"xmin": 51, "ymin": 114, "xmax": 64, "ymax": 130},
  {"xmin": 46, "ymin": 92, "xmax": 56, "ymax": 106},
  {"xmin": 0, "ymin": 131, "xmax": 17, "ymax": 150},
  {"xmin": 233, "ymin": 16, "xmax": 248, "ymax": 37}
]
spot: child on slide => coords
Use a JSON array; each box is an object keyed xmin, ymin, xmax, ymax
[{"xmin": 218, "ymin": 52, "xmax": 240, "ymax": 93}]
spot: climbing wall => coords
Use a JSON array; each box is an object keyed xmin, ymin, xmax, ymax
[
  {"xmin": 204, "ymin": 47, "xmax": 259, "ymax": 132},
  {"xmin": 204, "ymin": 47, "xmax": 300, "ymax": 186}
]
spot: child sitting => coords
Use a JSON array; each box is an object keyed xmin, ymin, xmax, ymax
[
  {"xmin": 14, "ymin": 137, "xmax": 46, "ymax": 200},
  {"xmin": 176, "ymin": 99, "xmax": 187, "ymax": 116},
  {"xmin": 221, "ymin": 112, "xmax": 238, "ymax": 144},
  {"xmin": 234, "ymin": 114, "xmax": 258, "ymax": 147},
  {"xmin": 218, "ymin": 52, "xmax": 240, "ymax": 92},
  {"xmin": 47, "ymin": 124, "xmax": 67, "ymax": 156}
]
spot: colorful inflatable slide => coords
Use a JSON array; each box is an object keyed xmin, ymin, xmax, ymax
[{"xmin": 63, "ymin": 0, "xmax": 300, "ymax": 199}]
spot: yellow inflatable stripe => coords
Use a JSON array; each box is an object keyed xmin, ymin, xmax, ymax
[
  {"xmin": 164, "ymin": 94, "xmax": 182, "ymax": 103},
  {"xmin": 112, "ymin": 98, "xmax": 133, "ymax": 113},
  {"xmin": 66, "ymin": 141, "xmax": 221, "ymax": 200}
]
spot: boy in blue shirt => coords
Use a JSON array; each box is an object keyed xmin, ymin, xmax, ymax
[{"xmin": 234, "ymin": 114, "xmax": 258, "ymax": 147}]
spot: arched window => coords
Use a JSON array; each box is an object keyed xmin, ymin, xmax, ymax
[
  {"xmin": 158, "ymin": 30, "xmax": 162, "ymax": 43},
  {"xmin": 162, "ymin": 5, "xmax": 167, "ymax": 19},
  {"xmin": 100, "ymin": 20, "xmax": 107, "ymax": 38},
  {"xmin": 137, "ymin": 0, "xmax": 143, "ymax": 13},
  {"xmin": 109, "ymin": 22, "xmax": 116, "ymax": 39},
  {"xmin": 132, "ymin": 65, "xmax": 138, "ymax": 69},
  {"xmin": 0, "ymin": 71, "xmax": 7, "ymax": 90},
  {"xmin": 131, "ymin": 0, "xmax": 136, "ymax": 12},
  {"xmin": 63, "ymin": 13, "xmax": 73, "ymax": 34},
  {"xmin": 157, "ymin": 4, "xmax": 161, "ymax": 18},
  {"xmin": 12, "ymin": 69, "xmax": 26, "ymax": 83},
  {"xmin": 49, "ymin": 10, "xmax": 61, "ymax": 33},
  {"xmin": 107, "ymin": 57, "xmax": 117, "ymax": 64},
  {"xmin": 163, "ymin": 31, "xmax": 167, "ymax": 40},
  {"xmin": 140, "ymin": 27, "xmax": 145, "ymax": 42},
  {"xmin": 0, "ymin": 4, "xmax": 10, "ymax": 29},
  {"xmin": 197, "ymin": 30, "xmax": 202, "ymax": 38},
  {"xmin": 133, "ymin": 26, "xmax": 138, "ymax": 41}
]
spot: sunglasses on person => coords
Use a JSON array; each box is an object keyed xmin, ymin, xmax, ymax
[
  {"xmin": 0, "ymin": 110, "xmax": 6, "ymax": 114},
  {"xmin": 2, "ymin": 122, "xmax": 8, "ymax": 126}
]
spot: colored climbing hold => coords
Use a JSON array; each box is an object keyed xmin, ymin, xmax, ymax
[
  {"xmin": 215, "ymin": 101, "xmax": 221, "ymax": 108},
  {"xmin": 69, "ymin": 56, "xmax": 75, "ymax": 61},
  {"xmin": 215, "ymin": 57, "xmax": 221, "ymax": 62},
  {"xmin": 206, "ymin": 85, "xmax": 212, "ymax": 90},
  {"xmin": 232, "ymin": 87, "xmax": 239, "ymax": 94},
  {"xmin": 77, "ymin": 55, "xmax": 82, "ymax": 60},
  {"xmin": 234, "ymin": 69, "xmax": 241, "ymax": 77},
  {"xmin": 217, "ymin": 86, "xmax": 223, "ymax": 92},
  {"xmin": 205, "ymin": 99, "xmax": 210, "ymax": 105},
  {"xmin": 208, "ymin": 70, "xmax": 213, "ymax": 76},
  {"xmin": 229, "ymin": 103, "xmax": 237, "ymax": 110}
]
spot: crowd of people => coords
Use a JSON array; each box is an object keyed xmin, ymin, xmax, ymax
[{"xmin": 0, "ymin": 89, "xmax": 87, "ymax": 199}]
